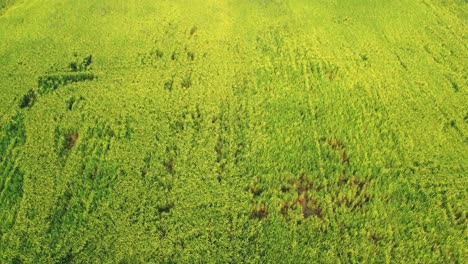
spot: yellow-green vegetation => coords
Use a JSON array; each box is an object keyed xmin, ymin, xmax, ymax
[{"xmin": 0, "ymin": 0, "xmax": 467, "ymax": 263}]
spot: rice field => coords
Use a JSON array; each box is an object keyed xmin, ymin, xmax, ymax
[{"xmin": 0, "ymin": 0, "xmax": 467, "ymax": 263}]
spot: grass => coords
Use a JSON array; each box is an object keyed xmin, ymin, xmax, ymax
[{"xmin": 0, "ymin": 0, "xmax": 467, "ymax": 263}]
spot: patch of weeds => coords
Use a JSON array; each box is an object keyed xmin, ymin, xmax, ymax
[
  {"xmin": 164, "ymin": 145, "xmax": 177, "ymax": 176},
  {"xmin": 249, "ymin": 183, "xmax": 263, "ymax": 198},
  {"xmin": 454, "ymin": 211, "xmax": 467, "ymax": 226},
  {"xmin": 249, "ymin": 173, "xmax": 323, "ymax": 221},
  {"xmin": 165, "ymin": 157, "xmax": 175, "ymax": 175},
  {"xmin": 37, "ymin": 73, "xmax": 95, "ymax": 95},
  {"xmin": 215, "ymin": 136, "xmax": 224, "ymax": 163},
  {"xmin": 157, "ymin": 202, "xmax": 174, "ymax": 214},
  {"xmin": 19, "ymin": 89, "xmax": 37, "ymax": 109},
  {"xmin": 292, "ymin": 174, "xmax": 323, "ymax": 219},
  {"xmin": 65, "ymin": 95, "xmax": 84, "ymax": 111},
  {"xmin": 280, "ymin": 201, "xmax": 290, "ymax": 217},
  {"xmin": 251, "ymin": 203, "xmax": 268, "ymax": 219},
  {"xmin": 450, "ymin": 81, "xmax": 459, "ymax": 93},
  {"xmin": 360, "ymin": 54, "xmax": 368, "ymax": 62},
  {"xmin": 368, "ymin": 232, "xmax": 381, "ymax": 244},
  {"xmin": 55, "ymin": 127, "xmax": 80, "ymax": 156},
  {"xmin": 139, "ymin": 49, "xmax": 165, "ymax": 65},
  {"xmin": 189, "ymin": 25, "xmax": 198, "ymax": 36},
  {"xmin": 187, "ymin": 51, "xmax": 195, "ymax": 61},
  {"xmin": 154, "ymin": 49, "xmax": 164, "ymax": 59},
  {"xmin": 181, "ymin": 75, "xmax": 192, "ymax": 89},
  {"xmin": 321, "ymin": 137, "xmax": 350, "ymax": 165},
  {"xmin": 60, "ymin": 251, "xmax": 73, "ymax": 264},
  {"xmin": 327, "ymin": 67, "xmax": 339, "ymax": 81},
  {"xmin": 171, "ymin": 51, "xmax": 178, "ymax": 61},
  {"xmin": 69, "ymin": 54, "xmax": 93, "ymax": 72},
  {"xmin": 164, "ymin": 79, "xmax": 174, "ymax": 92},
  {"xmin": 66, "ymin": 96, "xmax": 76, "ymax": 110},
  {"xmin": 81, "ymin": 55, "xmax": 92, "ymax": 70},
  {"xmin": 63, "ymin": 131, "xmax": 79, "ymax": 150}
]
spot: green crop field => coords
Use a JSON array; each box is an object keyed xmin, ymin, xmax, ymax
[{"xmin": 0, "ymin": 0, "xmax": 467, "ymax": 263}]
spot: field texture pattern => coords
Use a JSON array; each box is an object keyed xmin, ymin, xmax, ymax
[{"xmin": 0, "ymin": 0, "xmax": 467, "ymax": 263}]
